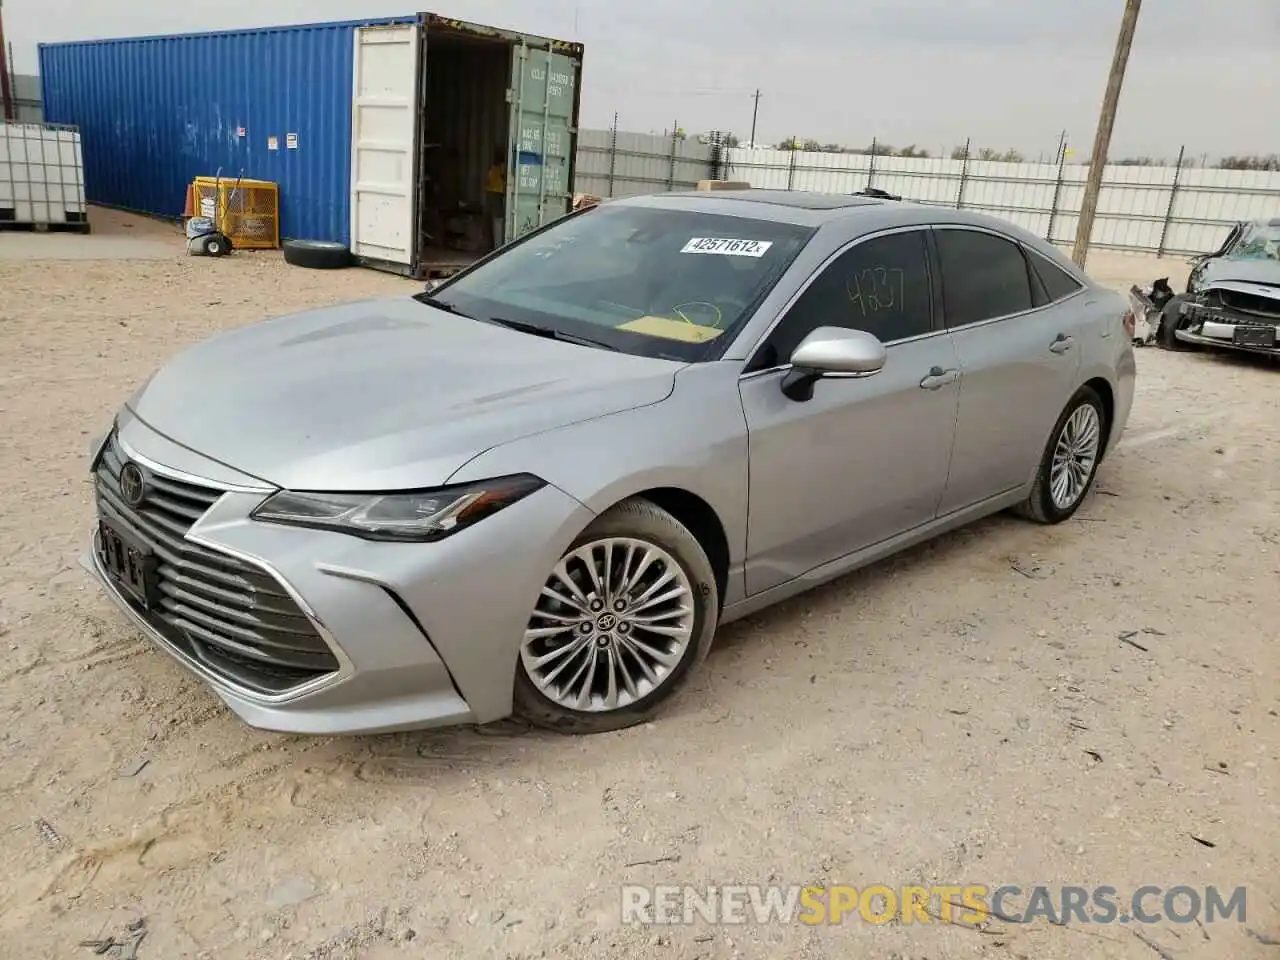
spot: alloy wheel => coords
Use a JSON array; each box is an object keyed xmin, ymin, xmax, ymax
[
  {"xmin": 521, "ymin": 537, "xmax": 695, "ymax": 713},
  {"xmin": 1049, "ymin": 404, "xmax": 1101, "ymax": 510}
]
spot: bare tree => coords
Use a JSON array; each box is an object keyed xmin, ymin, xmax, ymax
[
  {"xmin": 973, "ymin": 147, "xmax": 1025, "ymax": 162},
  {"xmin": 1216, "ymin": 155, "xmax": 1280, "ymax": 171}
]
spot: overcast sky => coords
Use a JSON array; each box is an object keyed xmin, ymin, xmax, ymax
[{"xmin": 6, "ymin": 0, "xmax": 1276, "ymax": 159}]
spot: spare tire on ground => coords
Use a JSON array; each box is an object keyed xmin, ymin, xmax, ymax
[{"xmin": 283, "ymin": 239, "xmax": 352, "ymax": 270}]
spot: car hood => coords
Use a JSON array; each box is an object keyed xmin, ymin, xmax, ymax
[
  {"xmin": 127, "ymin": 296, "xmax": 681, "ymax": 491},
  {"xmin": 1200, "ymin": 258, "xmax": 1280, "ymax": 289}
]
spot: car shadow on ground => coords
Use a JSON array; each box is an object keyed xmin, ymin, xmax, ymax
[
  {"xmin": 346, "ymin": 505, "xmax": 1042, "ymax": 770},
  {"xmin": 1176, "ymin": 346, "xmax": 1279, "ymax": 372},
  {"xmin": 232, "ymin": 466, "xmax": 1135, "ymax": 791},
  {"xmin": 708, "ymin": 510, "xmax": 1026, "ymax": 657}
]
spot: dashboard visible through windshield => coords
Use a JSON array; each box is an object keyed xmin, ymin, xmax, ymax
[{"xmin": 421, "ymin": 204, "xmax": 815, "ymax": 361}]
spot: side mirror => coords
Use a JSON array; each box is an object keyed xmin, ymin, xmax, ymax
[{"xmin": 781, "ymin": 327, "xmax": 887, "ymax": 402}]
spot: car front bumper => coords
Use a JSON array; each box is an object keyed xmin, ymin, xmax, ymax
[
  {"xmin": 1174, "ymin": 301, "xmax": 1279, "ymax": 356},
  {"xmin": 1175, "ymin": 321, "xmax": 1279, "ymax": 356},
  {"xmin": 81, "ymin": 417, "xmax": 595, "ymax": 735}
]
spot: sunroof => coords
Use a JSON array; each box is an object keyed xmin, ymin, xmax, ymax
[{"xmin": 717, "ymin": 190, "xmax": 885, "ymax": 210}]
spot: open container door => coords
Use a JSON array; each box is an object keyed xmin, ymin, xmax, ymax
[
  {"xmin": 506, "ymin": 44, "xmax": 579, "ymax": 242},
  {"xmin": 350, "ymin": 23, "xmax": 420, "ymax": 268}
]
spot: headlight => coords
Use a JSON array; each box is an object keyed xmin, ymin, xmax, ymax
[{"xmin": 249, "ymin": 475, "xmax": 545, "ymax": 542}]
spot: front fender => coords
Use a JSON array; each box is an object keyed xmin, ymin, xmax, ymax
[{"xmin": 447, "ymin": 362, "xmax": 751, "ymax": 605}]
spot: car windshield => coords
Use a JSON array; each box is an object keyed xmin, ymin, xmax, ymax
[
  {"xmin": 1228, "ymin": 221, "xmax": 1280, "ymax": 261},
  {"xmin": 422, "ymin": 203, "xmax": 815, "ymax": 361}
]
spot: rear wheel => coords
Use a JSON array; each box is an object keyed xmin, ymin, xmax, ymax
[
  {"xmin": 1015, "ymin": 386, "xmax": 1106, "ymax": 525},
  {"xmin": 514, "ymin": 499, "xmax": 719, "ymax": 734}
]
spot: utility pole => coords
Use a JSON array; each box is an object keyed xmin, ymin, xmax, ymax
[
  {"xmin": 748, "ymin": 89, "xmax": 761, "ymax": 148},
  {"xmin": 0, "ymin": 0, "xmax": 15, "ymax": 122},
  {"xmin": 1072, "ymin": 0, "xmax": 1142, "ymax": 269}
]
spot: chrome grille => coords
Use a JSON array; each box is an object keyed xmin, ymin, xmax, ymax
[{"xmin": 93, "ymin": 433, "xmax": 339, "ymax": 693}]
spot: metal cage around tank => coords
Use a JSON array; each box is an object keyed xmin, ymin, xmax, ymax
[{"xmin": 190, "ymin": 176, "xmax": 280, "ymax": 250}]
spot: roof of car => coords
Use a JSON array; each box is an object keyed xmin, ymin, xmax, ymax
[{"xmin": 602, "ymin": 190, "xmax": 1086, "ymax": 277}]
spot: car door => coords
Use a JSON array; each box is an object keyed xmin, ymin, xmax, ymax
[
  {"xmin": 738, "ymin": 228, "xmax": 961, "ymax": 596},
  {"xmin": 932, "ymin": 227, "xmax": 1085, "ymax": 516}
]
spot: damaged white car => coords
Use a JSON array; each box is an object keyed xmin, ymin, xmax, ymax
[{"xmin": 1130, "ymin": 217, "xmax": 1280, "ymax": 357}]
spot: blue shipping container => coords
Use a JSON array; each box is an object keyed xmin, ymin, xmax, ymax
[{"xmin": 39, "ymin": 16, "xmax": 417, "ymax": 245}]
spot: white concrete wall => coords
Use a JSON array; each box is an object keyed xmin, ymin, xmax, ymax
[{"xmin": 12, "ymin": 74, "xmax": 44, "ymax": 124}]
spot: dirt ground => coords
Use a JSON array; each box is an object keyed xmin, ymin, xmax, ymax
[{"xmin": 1, "ymin": 210, "xmax": 1277, "ymax": 960}]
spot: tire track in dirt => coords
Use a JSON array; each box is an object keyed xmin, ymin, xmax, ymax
[{"xmin": 0, "ymin": 727, "xmax": 535, "ymax": 938}]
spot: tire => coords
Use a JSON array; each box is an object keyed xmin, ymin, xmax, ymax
[
  {"xmin": 1157, "ymin": 294, "xmax": 1192, "ymax": 351},
  {"xmin": 513, "ymin": 498, "xmax": 720, "ymax": 734},
  {"xmin": 282, "ymin": 239, "xmax": 351, "ymax": 270},
  {"xmin": 1014, "ymin": 386, "xmax": 1107, "ymax": 525},
  {"xmin": 203, "ymin": 234, "xmax": 230, "ymax": 257}
]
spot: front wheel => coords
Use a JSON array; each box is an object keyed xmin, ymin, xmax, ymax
[
  {"xmin": 1157, "ymin": 294, "xmax": 1193, "ymax": 350},
  {"xmin": 514, "ymin": 499, "xmax": 719, "ymax": 734},
  {"xmin": 1015, "ymin": 387, "xmax": 1106, "ymax": 525}
]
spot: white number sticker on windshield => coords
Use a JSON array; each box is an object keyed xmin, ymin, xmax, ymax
[{"xmin": 680, "ymin": 237, "xmax": 773, "ymax": 258}]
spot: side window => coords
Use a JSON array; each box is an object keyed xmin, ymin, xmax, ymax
[
  {"xmin": 1027, "ymin": 248, "xmax": 1085, "ymax": 303},
  {"xmin": 754, "ymin": 231, "xmax": 933, "ymax": 369},
  {"xmin": 935, "ymin": 229, "xmax": 1034, "ymax": 327}
]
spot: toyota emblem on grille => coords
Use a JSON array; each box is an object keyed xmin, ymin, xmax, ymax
[{"xmin": 119, "ymin": 461, "xmax": 147, "ymax": 507}]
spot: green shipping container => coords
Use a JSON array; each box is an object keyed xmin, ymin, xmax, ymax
[{"xmin": 350, "ymin": 13, "xmax": 584, "ymax": 279}]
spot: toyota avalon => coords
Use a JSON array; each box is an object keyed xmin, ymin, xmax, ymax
[{"xmin": 82, "ymin": 190, "xmax": 1135, "ymax": 735}]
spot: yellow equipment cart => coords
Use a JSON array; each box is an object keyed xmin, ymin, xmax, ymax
[{"xmin": 189, "ymin": 176, "xmax": 280, "ymax": 250}]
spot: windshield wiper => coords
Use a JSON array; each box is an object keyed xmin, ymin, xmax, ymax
[
  {"xmin": 483, "ymin": 316, "xmax": 617, "ymax": 351},
  {"xmin": 416, "ymin": 294, "xmax": 473, "ymax": 318}
]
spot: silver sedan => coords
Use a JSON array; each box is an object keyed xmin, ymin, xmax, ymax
[{"xmin": 82, "ymin": 190, "xmax": 1136, "ymax": 735}]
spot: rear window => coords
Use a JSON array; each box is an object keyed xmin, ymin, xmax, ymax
[
  {"xmin": 427, "ymin": 204, "xmax": 814, "ymax": 361},
  {"xmin": 1027, "ymin": 249, "xmax": 1085, "ymax": 302}
]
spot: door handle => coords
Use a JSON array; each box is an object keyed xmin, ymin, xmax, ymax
[
  {"xmin": 1049, "ymin": 334, "xmax": 1075, "ymax": 354},
  {"xmin": 919, "ymin": 366, "xmax": 958, "ymax": 390}
]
